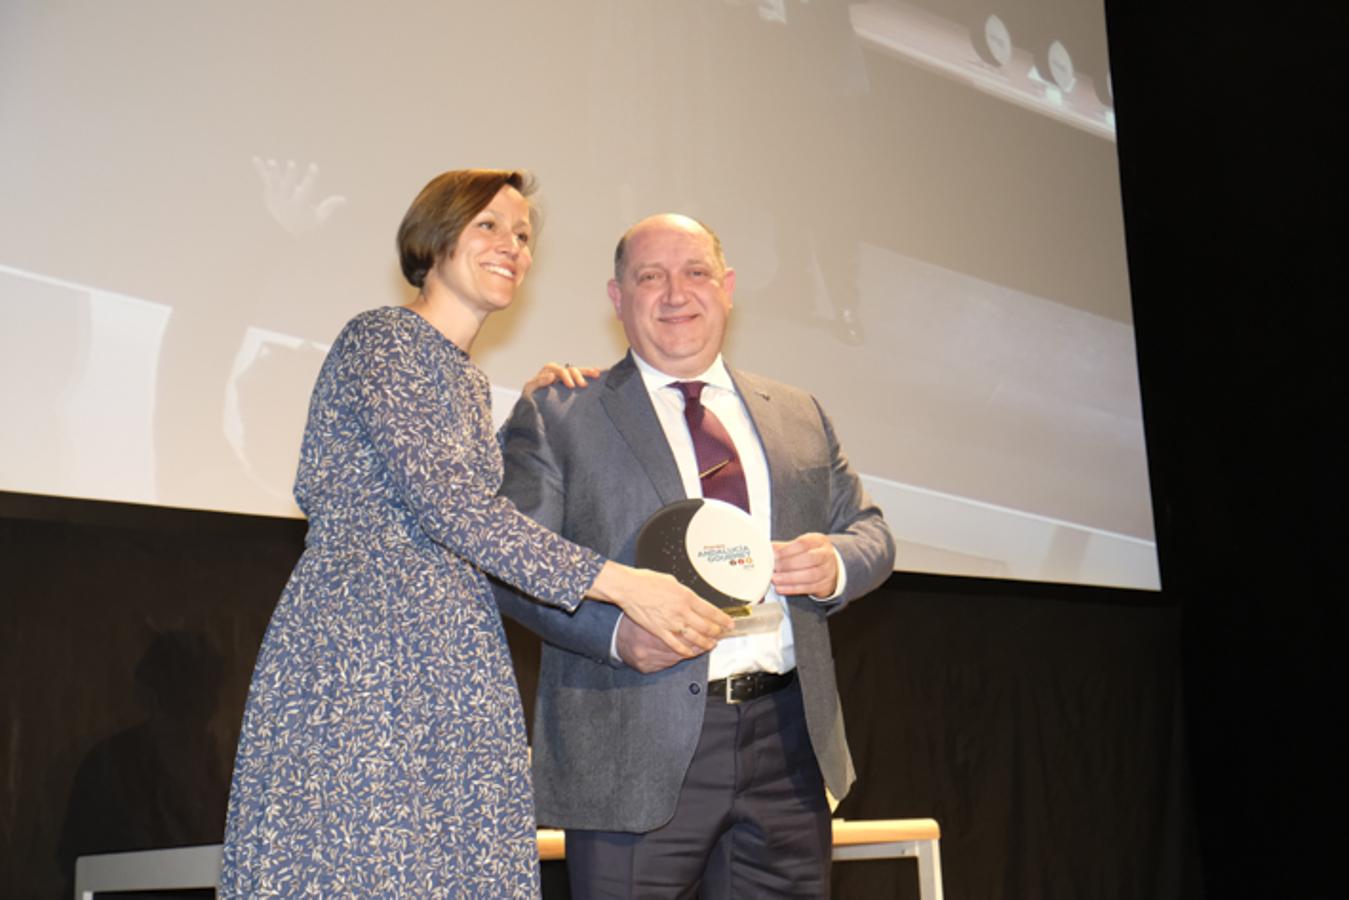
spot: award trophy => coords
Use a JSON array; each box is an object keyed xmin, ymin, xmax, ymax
[{"xmin": 635, "ymin": 498, "xmax": 782, "ymax": 636}]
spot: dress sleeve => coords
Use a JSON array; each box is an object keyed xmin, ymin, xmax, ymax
[
  {"xmin": 337, "ymin": 313, "xmax": 604, "ymax": 611},
  {"xmin": 491, "ymin": 388, "xmax": 626, "ymax": 664}
]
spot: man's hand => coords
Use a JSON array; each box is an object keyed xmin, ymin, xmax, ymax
[
  {"xmin": 771, "ymin": 532, "xmax": 839, "ymax": 597},
  {"xmin": 616, "ymin": 615, "xmax": 696, "ymax": 673},
  {"xmin": 522, "ymin": 363, "xmax": 601, "ymax": 396}
]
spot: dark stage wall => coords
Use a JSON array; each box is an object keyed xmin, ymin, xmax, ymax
[
  {"xmin": 0, "ymin": 493, "xmax": 1192, "ymax": 899},
  {"xmin": 1106, "ymin": 2, "xmax": 1343, "ymax": 898},
  {"xmin": 0, "ymin": 496, "xmax": 301, "ymax": 898}
]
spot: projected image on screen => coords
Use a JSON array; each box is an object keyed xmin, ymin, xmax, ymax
[{"xmin": 0, "ymin": 0, "xmax": 1155, "ymax": 589}]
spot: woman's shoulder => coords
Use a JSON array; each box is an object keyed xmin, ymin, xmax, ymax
[
  {"xmin": 330, "ymin": 306, "xmax": 433, "ymax": 356},
  {"xmin": 328, "ymin": 307, "xmax": 474, "ymax": 392},
  {"xmin": 342, "ymin": 306, "xmax": 465, "ymax": 354},
  {"xmin": 338, "ymin": 306, "xmax": 416, "ymax": 341}
]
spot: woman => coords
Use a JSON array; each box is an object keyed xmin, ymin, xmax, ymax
[{"xmin": 219, "ymin": 170, "xmax": 731, "ymax": 897}]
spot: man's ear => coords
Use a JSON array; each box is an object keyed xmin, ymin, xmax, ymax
[
  {"xmin": 607, "ymin": 279, "xmax": 623, "ymax": 317},
  {"xmin": 723, "ymin": 268, "xmax": 736, "ymax": 307}
]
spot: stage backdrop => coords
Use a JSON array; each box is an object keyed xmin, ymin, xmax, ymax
[
  {"xmin": 0, "ymin": 495, "xmax": 1190, "ymax": 898},
  {"xmin": 1, "ymin": 0, "xmax": 1156, "ymax": 591}
]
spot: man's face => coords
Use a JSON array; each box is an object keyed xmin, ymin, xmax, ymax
[{"xmin": 607, "ymin": 216, "xmax": 735, "ymax": 378}]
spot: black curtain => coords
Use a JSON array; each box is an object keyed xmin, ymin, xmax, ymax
[
  {"xmin": 1107, "ymin": 1, "xmax": 1344, "ymax": 897},
  {"xmin": 2, "ymin": 497, "xmax": 1192, "ymax": 898},
  {"xmin": 0, "ymin": 497, "xmax": 302, "ymax": 897},
  {"xmin": 830, "ymin": 578, "xmax": 1192, "ymax": 899}
]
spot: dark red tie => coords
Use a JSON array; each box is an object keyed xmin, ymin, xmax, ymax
[{"xmin": 672, "ymin": 381, "xmax": 750, "ymax": 514}]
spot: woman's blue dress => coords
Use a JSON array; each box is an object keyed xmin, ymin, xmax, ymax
[{"xmin": 220, "ymin": 307, "xmax": 602, "ymax": 897}]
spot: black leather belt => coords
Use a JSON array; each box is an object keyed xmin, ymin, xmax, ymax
[{"xmin": 706, "ymin": 669, "xmax": 795, "ymax": 704}]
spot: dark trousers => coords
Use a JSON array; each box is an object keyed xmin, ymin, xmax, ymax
[{"xmin": 565, "ymin": 677, "xmax": 832, "ymax": 899}]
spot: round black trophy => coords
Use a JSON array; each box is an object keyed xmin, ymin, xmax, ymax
[{"xmin": 634, "ymin": 498, "xmax": 773, "ymax": 614}]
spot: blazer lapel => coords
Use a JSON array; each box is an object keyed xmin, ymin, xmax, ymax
[
  {"xmin": 730, "ymin": 368, "xmax": 792, "ymax": 541},
  {"xmin": 602, "ymin": 354, "xmax": 687, "ymax": 507}
]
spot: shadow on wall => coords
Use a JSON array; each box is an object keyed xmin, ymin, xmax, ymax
[{"xmin": 56, "ymin": 630, "xmax": 229, "ymax": 897}]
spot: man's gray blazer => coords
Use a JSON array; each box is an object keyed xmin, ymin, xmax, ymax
[{"xmin": 494, "ymin": 353, "xmax": 895, "ymax": 833}]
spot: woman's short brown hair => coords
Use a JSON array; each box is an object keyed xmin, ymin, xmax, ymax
[{"xmin": 397, "ymin": 169, "xmax": 536, "ymax": 288}]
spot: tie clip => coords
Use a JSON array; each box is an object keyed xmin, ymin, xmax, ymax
[{"xmin": 699, "ymin": 458, "xmax": 731, "ymax": 479}]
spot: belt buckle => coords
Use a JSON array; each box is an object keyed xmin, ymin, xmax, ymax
[{"xmin": 724, "ymin": 673, "xmax": 749, "ymax": 705}]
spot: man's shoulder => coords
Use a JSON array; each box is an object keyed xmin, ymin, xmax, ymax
[
  {"xmin": 728, "ymin": 366, "xmax": 819, "ymax": 409},
  {"xmin": 526, "ymin": 356, "xmax": 638, "ymax": 418}
]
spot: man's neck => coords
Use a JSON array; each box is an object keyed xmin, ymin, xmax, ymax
[{"xmin": 630, "ymin": 350, "xmax": 727, "ymax": 386}]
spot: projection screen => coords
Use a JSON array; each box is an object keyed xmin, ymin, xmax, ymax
[{"xmin": 0, "ymin": 0, "xmax": 1157, "ymax": 589}]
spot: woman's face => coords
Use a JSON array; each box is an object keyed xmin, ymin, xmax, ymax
[{"xmin": 429, "ymin": 185, "xmax": 533, "ymax": 317}]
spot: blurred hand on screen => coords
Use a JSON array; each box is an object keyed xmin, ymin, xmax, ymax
[{"xmin": 252, "ymin": 157, "xmax": 347, "ymax": 236}]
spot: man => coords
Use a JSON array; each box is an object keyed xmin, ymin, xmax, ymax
[{"xmin": 495, "ymin": 214, "xmax": 895, "ymax": 898}]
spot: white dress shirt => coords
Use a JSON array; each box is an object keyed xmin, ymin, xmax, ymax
[{"xmin": 622, "ymin": 352, "xmax": 845, "ymax": 679}]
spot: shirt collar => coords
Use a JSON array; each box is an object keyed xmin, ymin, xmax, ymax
[{"xmin": 631, "ymin": 351, "xmax": 735, "ymax": 396}]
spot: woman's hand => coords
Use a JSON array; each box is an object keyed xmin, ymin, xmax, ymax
[
  {"xmin": 522, "ymin": 362, "xmax": 601, "ymax": 396},
  {"xmin": 588, "ymin": 562, "xmax": 734, "ymax": 657}
]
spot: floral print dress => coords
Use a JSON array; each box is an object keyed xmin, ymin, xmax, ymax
[{"xmin": 220, "ymin": 306, "xmax": 602, "ymax": 898}]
